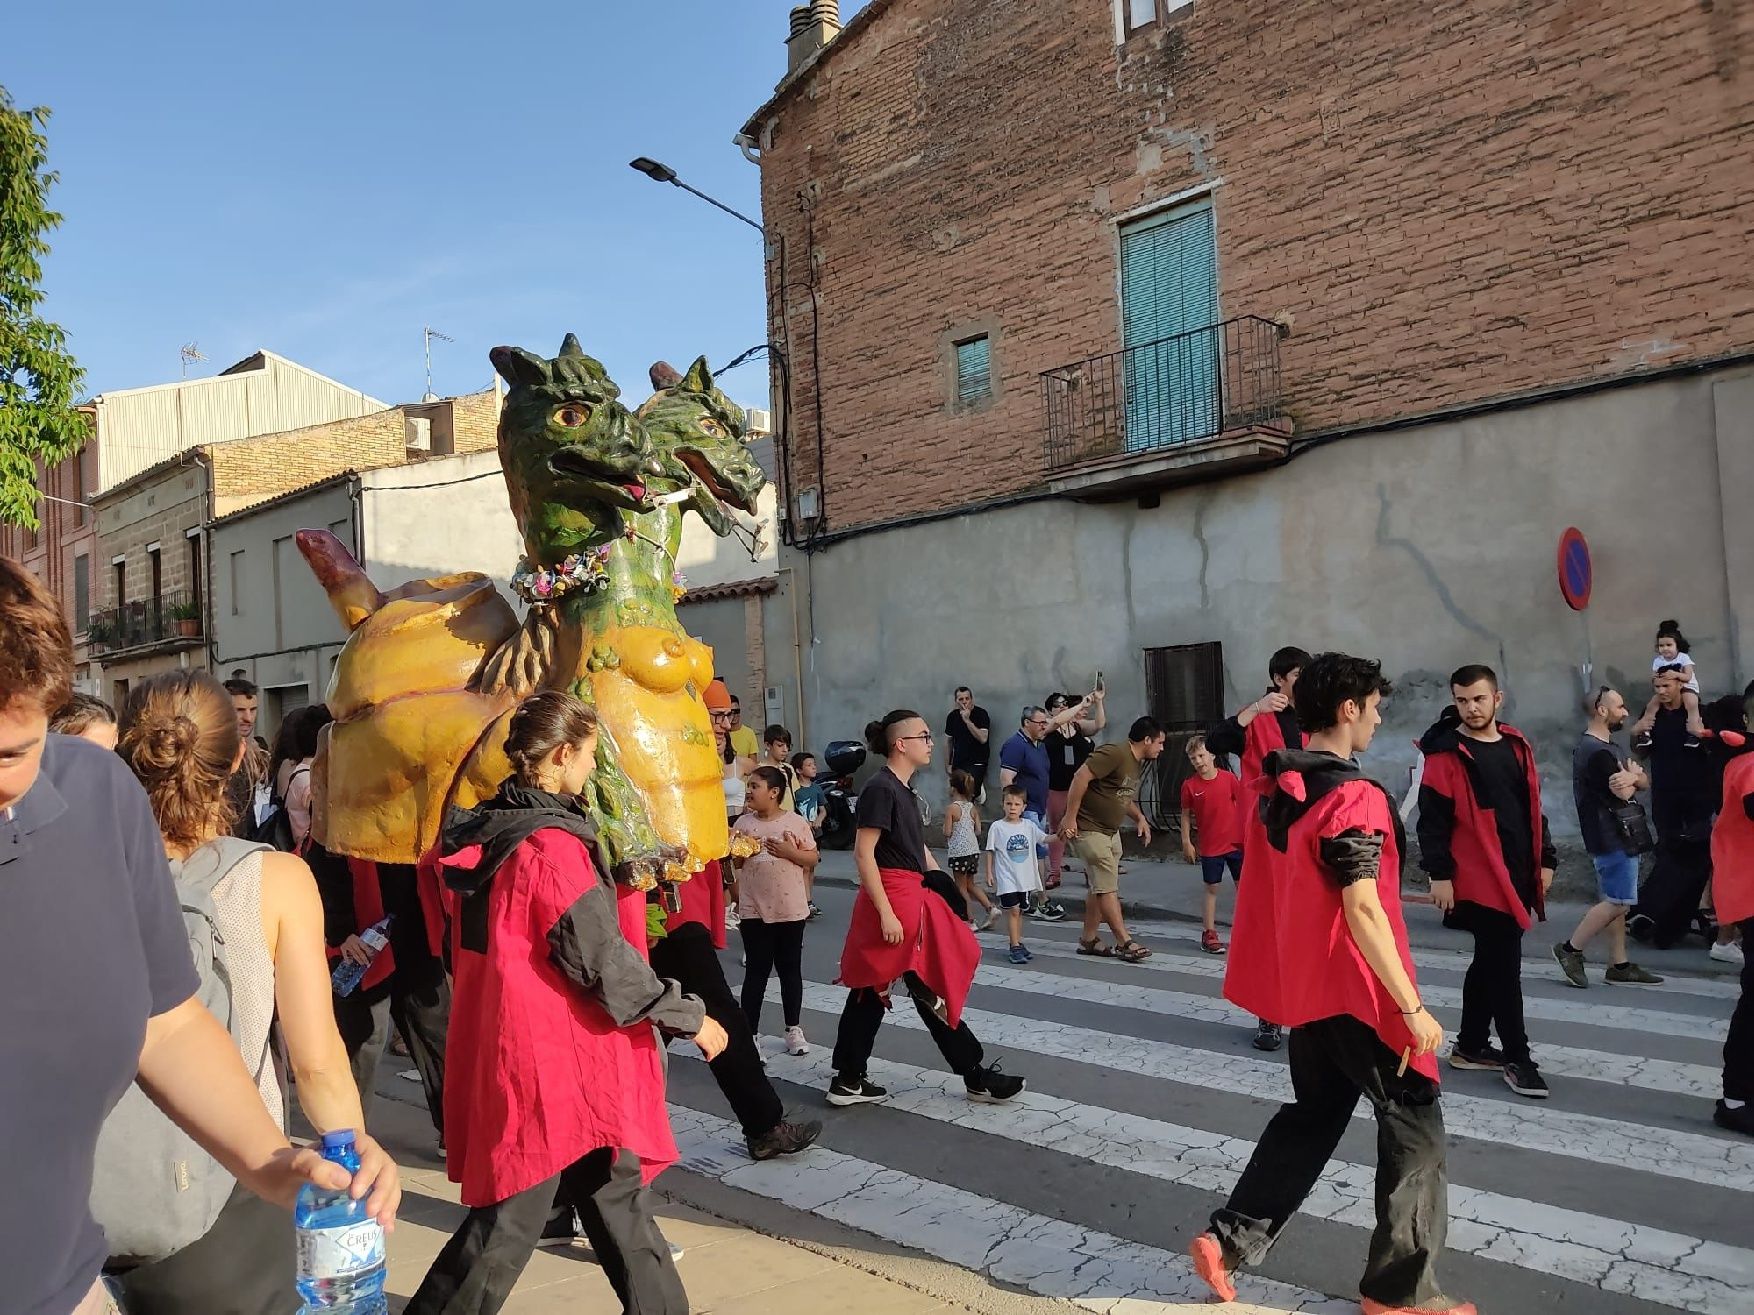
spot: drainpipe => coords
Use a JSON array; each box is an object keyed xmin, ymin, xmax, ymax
[{"xmin": 778, "ymin": 564, "xmax": 808, "ymax": 747}]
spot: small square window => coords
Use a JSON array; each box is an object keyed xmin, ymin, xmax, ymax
[
  {"xmin": 1127, "ymin": 0, "xmax": 1157, "ymax": 29},
  {"xmin": 954, "ymin": 336, "xmax": 992, "ymax": 406}
]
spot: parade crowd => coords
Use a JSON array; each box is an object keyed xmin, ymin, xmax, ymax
[{"xmin": 3, "ymin": 548, "xmax": 1749, "ymax": 1315}]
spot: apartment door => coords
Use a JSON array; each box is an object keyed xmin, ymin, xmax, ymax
[{"xmin": 1119, "ymin": 201, "xmax": 1219, "ymax": 451}]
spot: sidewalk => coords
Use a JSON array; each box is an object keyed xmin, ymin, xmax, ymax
[
  {"xmin": 361, "ymin": 1084, "xmax": 1019, "ymax": 1315},
  {"xmin": 810, "ymin": 847, "xmax": 1743, "ymax": 979}
]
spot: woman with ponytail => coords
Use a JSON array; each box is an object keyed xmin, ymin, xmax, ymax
[
  {"xmin": 105, "ymin": 670, "xmax": 400, "ymax": 1313},
  {"xmin": 407, "ymin": 691, "xmax": 726, "ymax": 1315},
  {"xmin": 826, "ymin": 709, "xmax": 1027, "ymax": 1108}
]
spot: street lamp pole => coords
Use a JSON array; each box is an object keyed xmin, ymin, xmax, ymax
[{"xmin": 628, "ymin": 157, "xmax": 765, "ymax": 235}]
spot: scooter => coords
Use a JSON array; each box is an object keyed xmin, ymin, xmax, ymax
[{"xmin": 818, "ymin": 739, "xmax": 866, "ymax": 851}]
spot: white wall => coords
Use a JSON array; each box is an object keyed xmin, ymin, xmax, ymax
[{"xmin": 359, "ymin": 452, "xmax": 525, "ymax": 598}]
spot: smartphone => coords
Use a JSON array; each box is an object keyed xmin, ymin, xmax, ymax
[{"xmin": 1094, "ymin": 670, "xmax": 1105, "ymax": 694}]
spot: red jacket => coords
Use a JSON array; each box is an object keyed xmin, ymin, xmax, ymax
[
  {"xmin": 1415, "ymin": 714, "xmax": 1555, "ymax": 928},
  {"xmin": 1241, "ymin": 708, "xmax": 1303, "ymax": 796},
  {"xmin": 1225, "ymin": 750, "xmax": 1438, "ymax": 1082},
  {"xmin": 319, "ymin": 857, "xmax": 448, "ymax": 994},
  {"xmin": 1713, "ymin": 753, "xmax": 1754, "ymax": 926},
  {"xmin": 838, "ymin": 868, "xmax": 981, "ymax": 1027},
  {"xmin": 434, "ymin": 819, "xmax": 694, "ymax": 1206}
]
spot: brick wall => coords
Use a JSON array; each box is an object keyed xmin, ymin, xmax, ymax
[
  {"xmin": 93, "ymin": 462, "xmax": 207, "ymax": 610},
  {"xmin": 207, "ymin": 410, "xmax": 408, "ymax": 511},
  {"xmin": 753, "ymin": 0, "xmax": 1754, "ymax": 532},
  {"xmin": 450, "ymin": 388, "xmax": 501, "ymax": 454},
  {"xmin": 2, "ymin": 439, "xmax": 100, "ymax": 645}
]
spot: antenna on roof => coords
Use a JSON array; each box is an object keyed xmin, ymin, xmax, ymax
[
  {"xmin": 423, "ymin": 326, "xmax": 454, "ymax": 402},
  {"xmin": 179, "ymin": 343, "xmax": 208, "ymax": 377}
]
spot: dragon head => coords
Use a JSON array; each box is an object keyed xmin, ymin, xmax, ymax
[
  {"xmin": 636, "ymin": 357, "xmax": 767, "ymax": 539},
  {"xmin": 490, "ymin": 334, "xmax": 662, "ymax": 559}
]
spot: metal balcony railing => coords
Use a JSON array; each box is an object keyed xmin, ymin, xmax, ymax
[
  {"xmin": 87, "ymin": 587, "xmax": 203, "ymax": 654},
  {"xmin": 1040, "ymin": 315, "xmax": 1288, "ymax": 472}
]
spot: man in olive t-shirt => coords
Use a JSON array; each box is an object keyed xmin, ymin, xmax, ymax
[{"xmin": 1060, "ymin": 717, "xmax": 1168, "ymax": 961}]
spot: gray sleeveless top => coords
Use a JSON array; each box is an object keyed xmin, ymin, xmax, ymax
[{"xmin": 187, "ymin": 840, "xmax": 283, "ymax": 1130}]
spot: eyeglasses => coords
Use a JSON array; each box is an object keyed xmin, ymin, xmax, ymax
[
  {"xmin": 709, "ymin": 710, "xmax": 732, "ymax": 721},
  {"xmin": 897, "ymin": 732, "xmax": 934, "ymax": 744}
]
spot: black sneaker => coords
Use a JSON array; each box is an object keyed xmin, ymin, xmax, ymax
[
  {"xmin": 965, "ymin": 1062, "xmax": 1025, "ymax": 1103},
  {"xmin": 1036, "ymin": 900, "xmax": 1067, "ymax": 922},
  {"xmin": 1714, "ymin": 1100, "xmax": 1754, "ymax": 1136},
  {"xmin": 1252, "ymin": 1021, "xmax": 1283, "ymax": 1051},
  {"xmin": 826, "ymin": 1075, "xmax": 889, "ymax": 1107},
  {"xmin": 537, "ymin": 1209, "xmax": 580, "ymax": 1248},
  {"xmin": 1448, "ymin": 1044, "xmax": 1506, "ymax": 1071},
  {"xmin": 747, "ymin": 1117, "xmax": 823, "ymax": 1160},
  {"xmin": 1502, "ymin": 1060, "xmax": 1550, "ymax": 1099}
]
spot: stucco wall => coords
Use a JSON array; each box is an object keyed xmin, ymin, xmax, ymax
[
  {"xmin": 787, "ymin": 368, "xmax": 1746, "ymax": 847},
  {"xmin": 359, "ymin": 453, "xmax": 524, "ymax": 598}
]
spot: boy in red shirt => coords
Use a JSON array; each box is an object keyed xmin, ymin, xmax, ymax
[
  {"xmin": 1179, "ymin": 734, "xmax": 1244, "ymax": 955},
  {"xmin": 1190, "ymin": 653, "xmax": 1472, "ymax": 1315}
]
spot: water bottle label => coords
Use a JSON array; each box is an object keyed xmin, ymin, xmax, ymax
[{"xmin": 297, "ymin": 1220, "xmax": 385, "ymax": 1278}]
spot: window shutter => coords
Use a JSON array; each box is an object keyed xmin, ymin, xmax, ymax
[{"xmin": 955, "ymin": 336, "xmax": 992, "ymax": 404}]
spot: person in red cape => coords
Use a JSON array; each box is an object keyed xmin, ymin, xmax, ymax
[
  {"xmin": 1712, "ymin": 685, "xmax": 1754, "ymax": 1136},
  {"xmin": 1190, "ymin": 654, "xmax": 1473, "ymax": 1315},
  {"xmin": 827, "ymin": 709, "xmax": 1026, "ymax": 1107},
  {"xmin": 405, "ymin": 692, "xmax": 727, "ymax": 1315},
  {"xmin": 1416, "ymin": 664, "xmax": 1556, "ymax": 1100}
]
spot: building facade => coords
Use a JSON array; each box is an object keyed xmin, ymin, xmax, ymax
[
  {"xmin": 739, "ymin": 0, "xmax": 1754, "ymax": 825},
  {"xmin": 0, "ymin": 420, "xmax": 101, "ymax": 693}
]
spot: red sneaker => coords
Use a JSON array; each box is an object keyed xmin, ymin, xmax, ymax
[
  {"xmin": 1360, "ymin": 1300, "xmax": 1477, "ymax": 1315},
  {"xmin": 1201, "ymin": 928, "xmax": 1227, "ymax": 955},
  {"xmin": 1188, "ymin": 1233, "xmax": 1236, "ymax": 1302}
]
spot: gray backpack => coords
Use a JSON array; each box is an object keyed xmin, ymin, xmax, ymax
[{"xmin": 91, "ymin": 838, "xmax": 271, "ymax": 1266}]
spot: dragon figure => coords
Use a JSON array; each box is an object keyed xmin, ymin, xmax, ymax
[{"xmin": 297, "ymin": 335, "xmax": 767, "ymax": 887}]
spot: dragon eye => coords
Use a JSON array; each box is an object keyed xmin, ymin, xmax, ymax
[
  {"xmin": 696, "ymin": 418, "xmax": 727, "ymax": 440},
  {"xmin": 554, "ymin": 403, "xmax": 592, "ymax": 428}
]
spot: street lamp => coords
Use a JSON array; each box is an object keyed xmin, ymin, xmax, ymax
[{"xmin": 628, "ymin": 156, "xmax": 765, "ymax": 235}]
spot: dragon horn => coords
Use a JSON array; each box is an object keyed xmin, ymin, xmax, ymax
[
  {"xmin": 558, "ymin": 333, "xmax": 586, "ymax": 358},
  {"xmin": 649, "ymin": 360, "xmax": 683, "ymax": 390},
  {"xmin": 295, "ymin": 528, "xmax": 385, "ymax": 631}
]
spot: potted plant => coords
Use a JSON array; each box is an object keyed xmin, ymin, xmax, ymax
[
  {"xmin": 168, "ymin": 597, "xmax": 202, "ymax": 638},
  {"xmin": 85, "ymin": 615, "xmax": 112, "ymax": 648}
]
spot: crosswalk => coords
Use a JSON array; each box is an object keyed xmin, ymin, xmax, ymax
[{"xmin": 662, "ymin": 894, "xmax": 1748, "ymax": 1315}]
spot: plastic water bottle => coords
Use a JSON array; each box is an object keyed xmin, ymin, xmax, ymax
[
  {"xmin": 295, "ymin": 1130, "xmax": 386, "ymax": 1312},
  {"xmin": 330, "ymin": 916, "xmax": 392, "ymax": 997}
]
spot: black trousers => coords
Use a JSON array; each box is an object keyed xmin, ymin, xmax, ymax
[
  {"xmin": 1726, "ymin": 919, "xmax": 1754, "ymax": 1104},
  {"xmin": 1212, "ymin": 1015, "xmax": 1449, "ymax": 1309},
  {"xmin": 1452, "ymin": 902, "xmax": 1531, "ymax": 1065},
  {"xmin": 109, "ymin": 1182, "xmax": 295, "ymax": 1314},
  {"xmin": 648, "ymin": 920, "xmax": 783, "ymax": 1139},
  {"xmin": 335, "ymin": 963, "xmax": 450, "ymax": 1137},
  {"xmin": 407, "ymin": 1147, "xmax": 685, "ymax": 1315},
  {"xmin": 831, "ymin": 973, "xmax": 985, "ymax": 1082},
  {"xmin": 740, "ymin": 917, "xmax": 806, "ymax": 1033}
]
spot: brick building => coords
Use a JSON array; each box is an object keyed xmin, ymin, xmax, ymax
[
  {"xmin": 0, "ymin": 418, "xmax": 101, "ymax": 692},
  {"xmin": 739, "ymin": 0, "xmax": 1754, "ymax": 829},
  {"xmin": 89, "ymin": 388, "xmax": 501, "ymax": 708}
]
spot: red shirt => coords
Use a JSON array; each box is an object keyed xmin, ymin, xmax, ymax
[
  {"xmin": 1181, "ymin": 769, "xmax": 1244, "ymax": 857},
  {"xmin": 1713, "ymin": 754, "xmax": 1754, "ymax": 926}
]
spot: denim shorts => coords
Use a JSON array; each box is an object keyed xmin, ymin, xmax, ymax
[
  {"xmin": 1591, "ymin": 849, "xmax": 1639, "ymax": 906},
  {"xmin": 1200, "ymin": 851, "xmax": 1244, "ymax": 885}
]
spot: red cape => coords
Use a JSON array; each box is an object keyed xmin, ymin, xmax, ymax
[
  {"xmin": 838, "ymin": 868, "xmax": 981, "ymax": 1027},
  {"xmin": 1224, "ymin": 752, "xmax": 1439, "ymax": 1082},
  {"xmin": 1714, "ymin": 753, "xmax": 1754, "ymax": 926},
  {"xmin": 434, "ymin": 829, "xmax": 677, "ymax": 1206},
  {"xmin": 328, "ymin": 857, "xmax": 448, "ymax": 994},
  {"xmin": 1418, "ymin": 723, "xmax": 1549, "ymax": 927},
  {"xmin": 1241, "ymin": 710, "xmax": 1305, "ymax": 796}
]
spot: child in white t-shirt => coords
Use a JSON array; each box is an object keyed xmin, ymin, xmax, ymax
[
  {"xmin": 986, "ymin": 784, "xmax": 1048, "ymax": 965},
  {"xmin": 1632, "ymin": 618, "xmax": 1706, "ymax": 744}
]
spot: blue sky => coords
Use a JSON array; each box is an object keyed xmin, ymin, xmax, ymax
[{"xmin": 8, "ymin": 1, "xmax": 871, "ymax": 411}]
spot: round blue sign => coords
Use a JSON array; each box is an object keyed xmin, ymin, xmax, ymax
[{"xmin": 1558, "ymin": 527, "xmax": 1592, "ymax": 611}]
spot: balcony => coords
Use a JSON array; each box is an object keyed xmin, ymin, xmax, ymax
[
  {"xmin": 1040, "ymin": 315, "xmax": 1293, "ymax": 496},
  {"xmin": 87, "ymin": 588, "xmax": 204, "ymax": 657}
]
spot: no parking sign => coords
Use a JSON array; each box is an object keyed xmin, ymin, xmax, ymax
[{"xmin": 1558, "ymin": 527, "xmax": 1592, "ymax": 611}]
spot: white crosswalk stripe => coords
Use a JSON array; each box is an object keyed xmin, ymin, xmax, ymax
[
  {"xmin": 676, "ymin": 1042, "xmax": 1754, "ymax": 1315},
  {"xmin": 1020, "ymin": 936, "xmax": 1730, "ymax": 1041},
  {"xmin": 770, "ymin": 978, "xmax": 1753, "ymax": 1192},
  {"xmin": 961, "ymin": 958, "xmax": 1723, "ymax": 1097}
]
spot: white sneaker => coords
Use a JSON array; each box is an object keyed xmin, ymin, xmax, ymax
[
  {"xmin": 1710, "ymin": 941, "xmax": 1746, "ymax": 966},
  {"xmin": 785, "ymin": 1025, "xmax": 809, "ymax": 1056},
  {"xmin": 725, "ymin": 910, "xmax": 741, "ymax": 931}
]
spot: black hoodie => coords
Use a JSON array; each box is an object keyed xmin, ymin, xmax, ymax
[{"xmin": 439, "ymin": 782, "xmax": 703, "ymax": 1033}]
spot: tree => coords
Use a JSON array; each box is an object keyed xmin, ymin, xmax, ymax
[{"xmin": 0, "ymin": 86, "xmax": 86, "ymax": 531}]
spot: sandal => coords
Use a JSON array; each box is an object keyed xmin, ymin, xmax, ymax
[
  {"xmin": 1077, "ymin": 938, "xmax": 1115, "ymax": 958},
  {"xmin": 1114, "ymin": 940, "xmax": 1153, "ymax": 963}
]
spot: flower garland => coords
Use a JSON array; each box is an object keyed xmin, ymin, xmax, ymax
[{"xmin": 510, "ymin": 547, "xmax": 612, "ymax": 604}]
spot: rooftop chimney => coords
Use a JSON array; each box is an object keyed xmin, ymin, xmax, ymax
[{"xmin": 786, "ymin": 0, "xmax": 841, "ymax": 77}]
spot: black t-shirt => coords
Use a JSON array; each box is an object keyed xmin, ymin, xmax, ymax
[
  {"xmin": 943, "ymin": 706, "xmax": 991, "ymax": 773},
  {"xmin": 855, "ymin": 766, "xmax": 928, "ymax": 872},
  {"xmin": 1467, "ymin": 736, "xmax": 1535, "ymax": 903},
  {"xmin": 1572, "ymin": 731, "xmax": 1625, "ymax": 856},
  {"xmin": 1045, "ymin": 729, "xmax": 1095, "ymax": 791},
  {"xmin": 2, "ymin": 736, "xmax": 201, "ymax": 1315},
  {"xmin": 1647, "ymin": 706, "xmax": 1712, "ymax": 803}
]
